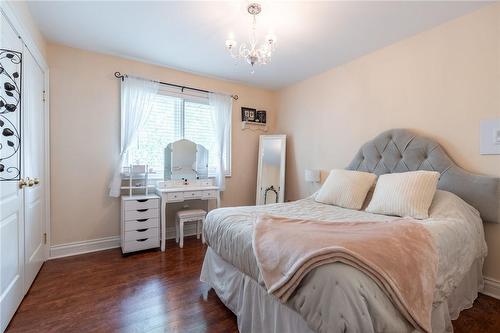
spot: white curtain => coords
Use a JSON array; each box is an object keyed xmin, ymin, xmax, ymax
[
  {"xmin": 209, "ymin": 92, "xmax": 232, "ymax": 191},
  {"xmin": 109, "ymin": 76, "xmax": 160, "ymax": 197}
]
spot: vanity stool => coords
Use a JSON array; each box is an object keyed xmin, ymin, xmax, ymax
[{"xmin": 175, "ymin": 209, "xmax": 207, "ymax": 248}]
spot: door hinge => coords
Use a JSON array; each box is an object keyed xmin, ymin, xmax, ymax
[
  {"xmin": 43, "ymin": 233, "xmax": 47, "ymax": 244},
  {"xmin": 42, "ymin": 90, "xmax": 46, "ymax": 102}
]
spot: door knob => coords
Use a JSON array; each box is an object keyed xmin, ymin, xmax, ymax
[
  {"xmin": 27, "ymin": 178, "xmax": 35, "ymax": 187},
  {"xmin": 19, "ymin": 178, "xmax": 28, "ymax": 189},
  {"xmin": 33, "ymin": 178, "xmax": 40, "ymax": 185}
]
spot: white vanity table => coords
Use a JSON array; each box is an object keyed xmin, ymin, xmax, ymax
[{"xmin": 156, "ymin": 178, "xmax": 220, "ymax": 251}]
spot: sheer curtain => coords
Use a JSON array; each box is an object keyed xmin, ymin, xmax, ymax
[
  {"xmin": 209, "ymin": 93, "xmax": 232, "ymax": 191},
  {"xmin": 109, "ymin": 76, "xmax": 160, "ymax": 197}
]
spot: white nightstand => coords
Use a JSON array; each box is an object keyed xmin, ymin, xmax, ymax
[{"xmin": 121, "ymin": 194, "xmax": 160, "ymax": 254}]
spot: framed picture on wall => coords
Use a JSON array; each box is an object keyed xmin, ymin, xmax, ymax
[
  {"xmin": 256, "ymin": 110, "xmax": 267, "ymax": 123},
  {"xmin": 241, "ymin": 107, "xmax": 256, "ymax": 122}
]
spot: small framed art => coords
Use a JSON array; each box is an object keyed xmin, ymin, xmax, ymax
[
  {"xmin": 256, "ymin": 110, "xmax": 267, "ymax": 123},
  {"xmin": 241, "ymin": 107, "xmax": 256, "ymax": 122}
]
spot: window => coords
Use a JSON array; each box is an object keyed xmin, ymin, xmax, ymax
[{"xmin": 126, "ymin": 91, "xmax": 231, "ymax": 178}]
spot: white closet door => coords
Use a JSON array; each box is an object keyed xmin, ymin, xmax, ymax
[
  {"xmin": 0, "ymin": 12, "xmax": 25, "ymax": 332},
  {"xmin": 23, "ymin": 47, "xmax": 46, "ymax": 292}
]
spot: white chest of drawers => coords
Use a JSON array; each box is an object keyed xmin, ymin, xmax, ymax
[{"xmin": 121, "ymin": 194, "xmax": 160, "ymax": 254}]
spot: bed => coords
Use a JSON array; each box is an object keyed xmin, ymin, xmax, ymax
[{"xmin": 200, "ymin": 129, "xmax": 499, "ymax": 333}]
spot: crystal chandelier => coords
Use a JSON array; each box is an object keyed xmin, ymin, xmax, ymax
[{"xmin": 225, "ymin": 2, "xmax": 277, "ymax": 73}]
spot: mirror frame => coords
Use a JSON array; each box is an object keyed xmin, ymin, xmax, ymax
[
  {"xmin": 164, "ymin": 139, "xmax": 209, "ymax": 180},
  {"xmin": 256, "ymin": 134, "xmax": 287, "ymax": 205}
]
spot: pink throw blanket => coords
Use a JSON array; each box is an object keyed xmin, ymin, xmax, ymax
[{"xmin": 253, "ymin": 215, "xmax": 438, "ymax": 333}]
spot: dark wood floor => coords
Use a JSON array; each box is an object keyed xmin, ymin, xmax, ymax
[{"xmin": 6, "ymin": 237, "xmax": 500, "ymax": 333}]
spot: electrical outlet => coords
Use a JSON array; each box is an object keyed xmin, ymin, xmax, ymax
[{"xmin": 480, "ymin": 119, "xmax": 500, "ymax": 154}]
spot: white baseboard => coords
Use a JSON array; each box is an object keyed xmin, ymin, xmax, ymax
[
  {"xmin": 481, "ymin": 276, "xmax": 500, "ymax": 300},
  {"xmin": 50, "ymin": 236, "xmax": 121, "ymax": 259},
  {"xmin": 49, "ymin": 225, "xmax": 201, "ymax": 259}
]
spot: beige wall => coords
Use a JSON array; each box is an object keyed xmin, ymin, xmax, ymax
[
  {"xmin": 48, "ymin": 43, "xmax": 276, "ymax": 245},
  {"xmin": 276, "ymin": 4, "xmax": 500, "ymax": 279},
  {"xmin": 48, "ymin": 4, "xmax": 500, "ymax": 279}
]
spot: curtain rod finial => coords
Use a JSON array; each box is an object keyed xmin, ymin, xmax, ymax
[
  {"xmin": 232, "ymin": 95, "xmax": 239, "ymax": 101},
  {"xmin": 114, "ymin": 72, "xmax": 124, "ymax": 81}
]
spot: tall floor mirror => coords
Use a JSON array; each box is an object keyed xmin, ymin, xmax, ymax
[{"xmin": 256, "ymin": 135, "xmax": 286, "ymax": 205}]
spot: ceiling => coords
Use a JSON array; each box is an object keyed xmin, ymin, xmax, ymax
[{"xmin": 28, "ymin": 1, "xmax": 488, "ymax": 90}]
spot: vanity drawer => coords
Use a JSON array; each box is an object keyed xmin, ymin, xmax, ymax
[
  {"xmin": 202, "ymin": 190, "xmax": 217, "ymax": 199},
  {"xmin": 124, "ymin": 198, "xmax": 158, "ymax": 211},
  {"xmin": 166, "ymin": 192, "xmax": 184, "ymax": 202},
  {"xmin": 124, "ymin": 208, "xmax": 159, "ymax": 221},
  {"xmin": 183, "ymin": 191, "xmax": 203, "ymax": 199},
  {"xmin": 124, "ymin": 218, "xmax": 159, "ymax": 231},
  {"xmin": 124, "ymin": 228, "xmax": 159, "ymax": 242},
  {"xmin": 122, "ymin": 236, "xmax": 159, "ymax": 254}
]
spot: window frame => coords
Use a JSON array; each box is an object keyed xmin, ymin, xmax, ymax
[{"xmin": 128, "ymin": 89, "xmax": 232, "ymax": 179}]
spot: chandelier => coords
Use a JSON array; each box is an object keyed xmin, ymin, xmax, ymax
[{"xmin": 225, "ymin": 2, "xmax": 277, "ymax": 73}]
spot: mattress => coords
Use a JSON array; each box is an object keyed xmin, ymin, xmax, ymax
[{"xmin": 203, "ymin": 190, "xmax": 487, "ymax": 332}]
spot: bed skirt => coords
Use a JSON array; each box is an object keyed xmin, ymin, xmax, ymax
[{"xmin": 200, "ymin": 247, "xmax": 483, "ymax": 333}]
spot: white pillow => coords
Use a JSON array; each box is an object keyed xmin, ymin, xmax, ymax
[
  {"xmin": 365, "ymin": 171, "xmax": 440, "ymax": 219},
  {"xmin": 315, "ymin": 169, "xmax": 377, "ymax": 210}
]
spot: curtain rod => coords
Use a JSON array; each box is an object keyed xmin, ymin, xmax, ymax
[{"xmin": 114, "ymin": 72, "xmax": 239, "ymax": 101}]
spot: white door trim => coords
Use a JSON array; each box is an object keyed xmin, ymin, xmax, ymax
[
  {"xmin": 1, "ymin": 2, "xmax": 48, "ymax": 71},
  {"xmin": 43, "ymin": 65, "xmax": 50, "ymax": 259},
  {"xmin": 1, "ymin": 1, "xmax": 51, "ymax": 259}
]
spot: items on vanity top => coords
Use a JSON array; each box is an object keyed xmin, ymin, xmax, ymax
[{"xmin": 121, "ymin": 194, "xmax": 160, "ymax": 254}]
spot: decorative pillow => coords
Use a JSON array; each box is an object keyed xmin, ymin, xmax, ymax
[
  {"xmin": 360, "ymin": 184, "xmax": 376, "ymax": 211},
  {"xmin": 315, "ymin": 169, "xmax": 377, "ymax": 210},
  {"xmin": 365, "ymin": 171, "xmax": 440, "ymax": 219}
]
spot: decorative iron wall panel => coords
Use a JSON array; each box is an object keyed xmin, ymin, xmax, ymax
[{"xmin": 0, "ymin": 49, "xmax": 22, "ymax": 181}]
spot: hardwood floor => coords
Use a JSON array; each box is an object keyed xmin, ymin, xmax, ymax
[
  {"xmin": 6, "ymin": 237, "xmax": 500, "ymax": 333},
  {"xmin": 7, "ymin": 238, "xmax": 237, "ymax": 333}
]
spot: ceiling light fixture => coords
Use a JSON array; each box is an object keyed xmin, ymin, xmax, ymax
[{"xmin": 225, "ymin": 2, "xmax": 277, "ymax": 74}]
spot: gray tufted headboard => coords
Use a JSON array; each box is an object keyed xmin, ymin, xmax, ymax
[{"xmin": 347, "ymin": 129, "xmax": 500, "ymax": 223}]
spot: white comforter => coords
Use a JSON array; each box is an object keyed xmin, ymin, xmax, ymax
[{"xmin": 203, "ymin": 190, "xmax": 487, "ymax": 332}]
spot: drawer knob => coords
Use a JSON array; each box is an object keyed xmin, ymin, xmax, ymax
[
  {"xmin": 137, "ymin": 209, "xmax": 148, "ymax": 212},
  {"xmin": 137, "ymin": 218, "xmax": 148, "ymax": 222},
  {"xmin": 137, "ymin": 199, "xmax": 148, "ymax": 203},
  {"xmin": 136, "ymin": 238, "xmax": 148, "ymax": 242},
  {"xmin": 136, "ymin": 228, "xmax": 148, "ymax": 232}
]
